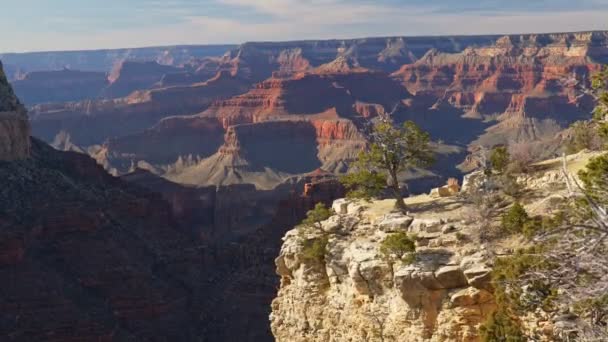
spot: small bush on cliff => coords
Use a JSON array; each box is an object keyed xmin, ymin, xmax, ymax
[
  {"xmin": 591, "ymin": 66, "xmax": 608, "ymax": 143},
  {"xmin": 301, "ymin": 236, "xmax": 329, "ymax": 263},
  {"xmin": 340, "ymin": 170, "xmax": 386, "ymax": 201},
  {"xmin": 481, "ymin": 248, "xmax": 555, "ymax": 342},
  {"xmin": 489, "ymin": 146, "xmax": 510, "ymax": 175},
  {"xmin": 573, "ymin": 294, "xmax": 608, "ymax": 327},
  {"xmin": 301, "ymin": 203, "xmax": 333, "ymax": 230},
  {"xmin": 567, "ymin": 121, "xmax": 604, "ymax": 153},
  {"xmin": 380, "ymin": 232, "xmax": 416, "ymax": 262},
  {"xmin": 341, "ymin": 119, "xmax": 434, "ymax": 212},
  {"xmin": 578, "ymin": 153, "xmax": 608, "ymax": 204},
  {"xmin": 501, "ymin": 202, "xmax": 530, "ymax": 234},
  {"xmin": 480, "ymin": 310, "xmax": 526, "ymax": 342}
]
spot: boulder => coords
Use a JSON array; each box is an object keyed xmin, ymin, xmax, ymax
[
  {"xmin": 441, "ymin": 224, "xmax": 458, "ymax": 234},
  {"xmin": 463, "ymin": 265, "xmax": 493, "ymax": 289},
  {"xmin": 450, "ymin": 288, "xmax": 494, "ymax": 307},
  {"xmin": 435, "ymin": 266, "xmax": 468, "ymax": 289},
  {"xmin": 321, "ymin": 215, "xmax": 342, "ymax": 233},
  {"xmin": 429, "ymin": 186, "xmax": 453, "ymax": 198},
  {"xmin": 377, "ymin": 213, "xmax": 414, "ymax": 232},
  {"xmin": 332, "ymin": 199, "xmax": 349, "ymax": 215}
]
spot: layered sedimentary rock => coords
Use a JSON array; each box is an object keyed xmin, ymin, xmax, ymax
[
  {"xmin": 166, "ymin": 119, "xmax": 366, "ymax": 189},
  {"xmin": 271, "ymin": 150, "xmax": 605, "ymax": 342},
  {"xmin": 0, "ymin": 45, "xmax": 235, "ymax": 78},
  {"xmin": 30, "ymin": 71, "xmax": 250, "ymax": 146},
  {"xmin": 1, "ymin": 58, "xmax": 348, "ymax": 342},
  {"xmin": 392, "ymin": 32, "xmax": 604, "ymax": 157},
  {"xmin": 202, "ymin": 70, "xmax": 408, "ymax": 125},
  {"xmin": 104, "ymin": 61, "xmax": 182, "ymax": 98},
  {"xmin": 100, "ymin": 68, "xmax": 403, "ymax": 184},
  {"xmin": 11, "ymin": 69, "xmax": 108, "ymax": 105},
  {"xmin": 95, "ymin": 116, "xmax": 225, "ymax": 175},
  {"xmin": 216, "ymin": 36, "xmax": 501, "ymax": 82},
  {"xmin": 272, "ymin": 198, "xmax": 496, "ymax": 342},
  {"xmin": 16, "ymin": 31, "xmax": 608, "ymax": 194},
  {"xmin": 0, "ymin": 61, "xmax": 30, "ymax": 160}
]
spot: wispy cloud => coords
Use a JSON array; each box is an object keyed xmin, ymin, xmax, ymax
[{"xmin": 1, "ymin": 0, "xmax": 607, "ymax": 52}]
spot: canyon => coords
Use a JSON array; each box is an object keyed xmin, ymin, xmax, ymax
[
  {"xmin": 21, "ymin": 31, "xmax": 607, "ymax": 193},
  {"xmin": 1, "ymin": 30, "xmax": 608, "ymax": 341},
  {"xmin": 0, "ymin": 60, "xmax": 344, "ymax": 341}
]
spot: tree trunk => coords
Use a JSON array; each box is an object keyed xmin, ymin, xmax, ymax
[{"xmin": 389, "ymin": 169, "xmax": 407, "ymax": 213}]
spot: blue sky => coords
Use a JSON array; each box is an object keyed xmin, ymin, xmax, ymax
[{"xmin": 2, "ymin": 0, "xmax": 608, "ymax": 52}]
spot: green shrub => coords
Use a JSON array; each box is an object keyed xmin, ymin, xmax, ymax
[
  {"xmin": 401, "ymin": 253, "xmax": 416, "ymax": 265},
  {"xmin": 480, "ymin": 310, "xmax": 525, "ymax": 342},
  {"xmin": 492, "ymin": 248, "xmax": 555, "ymax": 312},
  {"xmin": 481, "ymin": 248, "xmax": 555, "ymax": 341},
  {"xmin": 499, "ymin": 174, "xmax": 523, "ymax": 198},
  {"xmin": 301, "ymin": 203, "xmax": 333, "ymax": 230},
  {"xmin": 573, "ymin": 294, "xmax": 608, "ymax": 325},
  {"xmin": 455, "ymin": 232, "xmax": 467, "ymax": 241},
  {"xmin": 501, "ymin": 202, "xmax": 529, "ymax": 234},
  {"xmin": 567, "ymin": 121, "xmax": 603, "ymax": 153},
  {"xmin": 380, "ymin": 232, "xmax": 416, "ymax": 259},
  {"xmin": 340, "ymin": 170, "xmax": 387, "ymax": 201},
  {"xmin": 301, "ymin": 236, "xmax": 329, "ymax": 263},
  {"xmin": 490, "ymin": 146, "xmax": 510, "ymax": 174},
  {"xmin": 578, "ymin": 153, "xmax": 608, "ymax": 204},
  {"xmin": 522, "ymin": 212, "xmax": 565, "ymax": 239}
]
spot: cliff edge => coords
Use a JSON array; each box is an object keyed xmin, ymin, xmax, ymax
[{"xmin": 0, "ymin": 60, "xmax": 29, "ymax": 160}]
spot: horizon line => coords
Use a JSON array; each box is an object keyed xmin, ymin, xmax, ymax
[{"xmin": 2, "ymin": 29, "xmax": 607, "ymax": 55}]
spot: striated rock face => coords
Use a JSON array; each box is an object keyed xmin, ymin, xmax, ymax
[
  {"xmin": 0, "ymin": 61, "xmax": 30, "ymax": 160},
  {"xmin": 271, "ymin": 198, "xmax": 496, "ymax": 341},
  {"xmin": 0, "ymin": 45, "xmax": 235, "ymax": 78},
  {"xmin": 30, "ymin": 71, "xmax": 250, "ymax": 146},
  {"xmin": 218, "ymin": 36, "xmax": 500, "ymax": 82},
  {"xmin": 95, "ymin": 116, "xmax": 225, "ymax": 175},
  {"xmin": 201, "ymin": 71, "xmax": 409, "ymax": 125},
  {"xmin": 166, "ymin": 119, "xmax": 366, "ymax": 188},
  {"xmin": 270, "ymin": 151, "xmax": 604, "ymax": 342},
  {"xmin": 11, "ymin": 69, "xmax": 108, "ymax": 105},
  {"xmin": 392, "ymin": 33, "xmax": 605, "ymax": 156},
  {"xmin": 23, "ymin": 31, "xmax": 608, "ymax": 191},
  {"xmin": 105, "ymin": 60, "xmax": 182, "ymax": 98}
]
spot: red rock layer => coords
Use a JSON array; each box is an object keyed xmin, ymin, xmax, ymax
[
  {"xmin": 202, "ymin": 71, "xmax": 409, "ymax": 126},
  {"xmin": 97, "ymin": 116, "xmax": 225, "ymax": 174},
  {"xmin": 392, "ymin": 34, "xmax": 604, "ymax": 118},
  {"xmin": 30, "ymin": 71, "xmax": 250, "ymax": 146}
]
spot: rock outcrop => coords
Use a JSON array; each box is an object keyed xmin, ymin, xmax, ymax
[
  {"xmin": 271, "ymin": 198, "xmax": 496, "ymax": 341},
  {"xmin": 271, "ymin": 149, "xmax": 604, "ymax": 341},
  {"xmin": 0, "ymin": 45, "xmax": 235, "ymax": 78},
  {"xmin": 21, "ymin": 31, "xmax": 608, "ymax": 193},
  {"xmin": 11, "ymin": 69, "xmax": 108, "ymax": 105},
  {"xmin": 0, "ymin": 61, "xmax": 30, "ymax": 160},
  {"xmin": 166, "ymin": 119, "xmax": 366, "ymax": 189},
  {"xmin": 104, "ymin": 60, "xmax": 182, "ymax": 98},
  {"xmin": 30, "ymin": 71, "xmax": 250, "ymax": 146}
]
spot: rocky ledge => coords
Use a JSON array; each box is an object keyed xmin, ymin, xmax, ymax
[
  {"xmin": 0, "ymin": 61, "xmax": 30, "ymax": 160},
  {"xmin": 271, "ymin": 197, "xmax": 496, "ymax": 342}
]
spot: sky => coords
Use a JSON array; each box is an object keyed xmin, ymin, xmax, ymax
[{"xmin": 2, "ymin": 0, "xmax": 608, "ymax": 53}]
